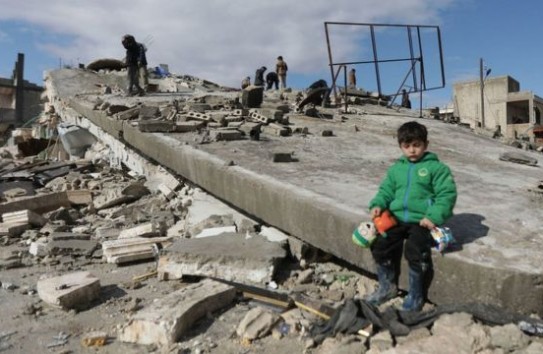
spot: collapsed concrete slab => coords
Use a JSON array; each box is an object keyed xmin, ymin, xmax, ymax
[
  {"xmin": 37, "ymin": 271, "xmax": 100, "ymax": 310},
  {"xmin": 45, "ymin": 68, "xmax": 543, "ymax": 315},
  {"xmin": 158, "ymin": 233, "xmax": 286, "ymax": 284},
  {"xmin": 119, "ymin": 279, "xmax": 236, "ymax": 347}
]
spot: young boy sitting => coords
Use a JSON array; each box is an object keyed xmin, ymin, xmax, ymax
[{"xmin": 366, "ymin": 121, "xmax": 457, "ymax": 311}]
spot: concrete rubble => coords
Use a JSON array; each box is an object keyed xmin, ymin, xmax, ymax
[
  {"xmin": 119, "ymin": 279, "xmax": 236, "ymax": 347},
  {"xmin": 36, "ymin": 271, "xmax": 100, "ymax": 310},
  {"xmin": 0, "ymin": 66, "xmax": 542, "ymax": 353}
]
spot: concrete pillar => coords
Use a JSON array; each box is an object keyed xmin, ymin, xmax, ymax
[{"xmin": 14, "ymin": 53, "xmax": 25, "ymax": 124}]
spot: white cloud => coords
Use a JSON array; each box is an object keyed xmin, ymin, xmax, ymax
[{"xmin": 0, "ymin": 0, "xmax": 457, "ymax": 88}]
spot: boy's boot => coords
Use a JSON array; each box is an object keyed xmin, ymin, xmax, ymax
[
  {"xmin": 365, "ymin": 261, "xmax": 398, "ymax": 306},
  {"xmin": 402, "ymin": 267, "xmax": 425, "ymax": 311}
]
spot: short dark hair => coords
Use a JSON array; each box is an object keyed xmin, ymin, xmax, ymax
[{"xmin": 397, "ymin": 121, "xmax": 428, "ymax": 145}]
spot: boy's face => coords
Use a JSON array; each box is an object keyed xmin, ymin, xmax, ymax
[{"xmin": 400, "ymin": 140, "xmax": 428, "ymax": 162}]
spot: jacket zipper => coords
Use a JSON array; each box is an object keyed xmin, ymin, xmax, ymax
[{"xmin": 403, "ymin": 163, "xmax": 414, "ymax": 222}]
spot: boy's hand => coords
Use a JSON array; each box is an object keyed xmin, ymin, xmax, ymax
[
  {"xmin": 370, "ymin": 207, "xmax": 382, "ymax": 219},
  {"xmin": 419, "ymin": 217, "xmax": 435, "ymax": 230}
]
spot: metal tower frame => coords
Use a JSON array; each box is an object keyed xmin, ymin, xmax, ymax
[{"xmin": 324, "ymin": 22, "xmax": 445, "ymax": 116}]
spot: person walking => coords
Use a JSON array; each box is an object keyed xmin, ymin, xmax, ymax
[{"xmin": 276, "ymin": 56, "xmax": 288, "ymax": 89}]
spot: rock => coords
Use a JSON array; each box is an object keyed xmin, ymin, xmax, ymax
[
  {"xmin": 236, "ymin": 307, "xmax": 280, "ymax": 341},
  {"xmin": 489, "ymin": 323, "xmax": 530, "ymax": 352},
  {"xmin": 37, "ymin": 271, "xmax": 100, "ymax": 310}
]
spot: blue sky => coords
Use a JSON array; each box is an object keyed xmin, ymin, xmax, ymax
[{"xmin": 0, "ymin": 0, "xmax": 541, "ymax": 108}]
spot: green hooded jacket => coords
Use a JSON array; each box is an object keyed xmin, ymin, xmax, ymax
[{"xmin": 369, "ymin": 152, "xmax": 457, "ymax": 225}]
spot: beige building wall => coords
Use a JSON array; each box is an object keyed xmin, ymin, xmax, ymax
[{"xmin": 453, "ymin": 75, "xmax": 543, "ymax": 141}]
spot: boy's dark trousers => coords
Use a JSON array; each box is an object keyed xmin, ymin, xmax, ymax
[
  {"xmin": 370, "ymin": 221, "xmax": 435, "ymax": 273},
  {"xmin": 369, "ymin": 221, "xmax": 435, "ymax": 310}
]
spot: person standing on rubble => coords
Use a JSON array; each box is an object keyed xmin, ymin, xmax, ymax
[
  {"xmin": 266, "ymin": 71, "xmax": 279, "ymax": 90},
  {"xmin": 365, "ymin": 121, "xmax": 457, "ymax": 312},
  {"xmin": 401, "ymin": 89, "xmax": 411, "ymax": 109},
  {"xmin": 276, "ymin": 56, "xmax": 288, "ymax": 89},
  {"xmin": 348, "ymin": 68, "xmax": 357, "ymax": 88},
  {"xmin": 254, "ymin": 66, "xmax": 267, "ymax": 87},
  {"xmin": 121, "ymin": 34, "xmax": 145, "ymax": 96},
  {"xmin": 138, "ymin": 42, "xmax": 149, "ymax": 92},
  {"xmin": 241, "ymin": 76, "xmax": 251, "ymax": 89}
]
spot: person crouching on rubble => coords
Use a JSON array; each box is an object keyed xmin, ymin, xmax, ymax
[
  {"xmin": 121, "ymin": 34, "xmax": 145, "ymax": 96},
  {"xmin": 365, "ymin": 121, "xmax": 457, "ymax": 311}
]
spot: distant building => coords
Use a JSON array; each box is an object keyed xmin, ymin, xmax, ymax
[
  {"xmin": 453, "ymin": 75, "xmax": 543, "ymax": 143},
  {"xmin": 0, "ymin": 53, "xmax": 43, "ymax": 130}
]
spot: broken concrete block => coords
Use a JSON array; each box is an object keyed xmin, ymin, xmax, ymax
[
  {"xmin": 238, "ymin": 122, "xmax": 261, "ymax": 140},
  {"xmin": 248, "ymin": 111, "xmax": 271, "ymax": 124},
  {"xmin": 106, "ymin": 105, "xmax": 129, "ymax": 116},
  {"xmin": 66, "ymin": 190, "xmax": 93, "ymax": 205},
  {"xmin": 47, "ymin": 239, "xmax": 98, "ymax": 257},
  {"xmin": 210, "ymin": 129, "xmax": 243, "ymax": 141},
  {"xmin": 37, "ymin": 271, "xmax": 100, "ymax": 310},
  {"xmin": 262, "ymin": 123, "xmax": 291, "ymax": 137},
  {"xmin": 242, "ymin": 86, "xmax": 264, "ymax": 108},
  {"xmin": 119, "ymin": 222, "xmax": 161, "ymax": 239},
  {"xmin": 2, "ymin": 209, "xmax": 46, "ymax": 226},
  {"xmin": 119, "ymin": 279, "xmax": 236, "ymax": 347},
  {"xmin": 321, "ymin": 130, "xmax": 334, "ymax": 137},
  {"xmin": 3, "ymin": 187, "xmax": 28, "ymax": 200},
  {"xmin": 29, "ymin": 239, "xmax": 49, "ymax": 257},
  {"xmin": 0, "ymin": 222, "xmax": 30, "ymax": 237},
  {"xmin": 194, "ymin": 225, "xmax": 237, "ymax": 238},
  {"xmin": 224, "ymin": 116, "xmax": 243, "ymax": 124},
  {"xmin": 231, "ymin": 108, "xmax": 249, "ymax": 116},
  {"xmin": 139, "ymin": 105, "xmax": 160, "ymax": 120},
  {"xmin": 187, "ymin": 111, "xmax": 212, "ymax": 122},
  {"xmin": 0, "ymin": 250, "xmax": 22, "ymax": 270},
  {"xmin": 185, "ymin": 103, "xmax": 212, "ymax": 113},
  {"xmin": 158, "ymin": 233, "xmax": 286, "ymax": 284},
  {"xmin": 114, "ymin": 106, "xmax": 140, "ymax": 120},
  {"xmin": 175, "ymin": 120, "xmax": 204, "ymax": 132},
  {"xmin": 270, "ymin": 151, "xmax": 295, "ymax": 163},
  {"xmin": 158, "ymin": 184, "xmax": 176, "ymax": 200},
  {"xmin": 236, "ymin": 307, "xmax": 280, "ymax": 341},
  {"xmin": 50, "ymin": 232, "xmax": 91, "ymax": 241},
  {"xmin": 207, "ymin": 122, "xmax": 224, "ymax": 129},
  {"xmin": 138, "ymin": 120, "xmax": 176, "ymax": 133},
  {"xmin": 0, "ymin": 191, "xmax": 71, "ymax": 215},
  {"xmin": 101, "ymin": 236, "xmax": 171, "ymax": 264},
  {"xmin": 93, "ymin": 183, "xmax": 149, "ymax": 210}
]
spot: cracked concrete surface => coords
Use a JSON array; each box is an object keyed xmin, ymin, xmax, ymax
[{"xmin": 45, "ymin": 68, "xmax": 543, "ymax": 315}]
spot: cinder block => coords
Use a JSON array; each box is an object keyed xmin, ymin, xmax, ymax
[
  {"xmin": 138, "ymin": 120, "xmax": 176, "ymax": 133},
  {"xmin": 187, "ymin": 111, "xmax": 212, "ymax": 122},
  {"xmin": 242, "ymin": 86, "xmax": 264, "ymax": 108},
  {"xmin": 210, "ymin": 129, "xmax": 243, "ymax": 141},
  {"xmin": 37, "ymin": 271, "xmax": 101, "ymax": 310},
  {"xmin": 175, "ymin": 120, "xmax": 204, "ymax": 132}
]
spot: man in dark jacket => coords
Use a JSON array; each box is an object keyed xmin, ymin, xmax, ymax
[
  {"xmin": 254, "ymin": 66, "xmax": 267, "ymax": 87},
  {"xmin": 121, "ymin": 34, "xmax": 145, "ymax": 96},
  {"xmin": 266, "ymin": 71, "xmax": 279, "ymax": 90}
]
